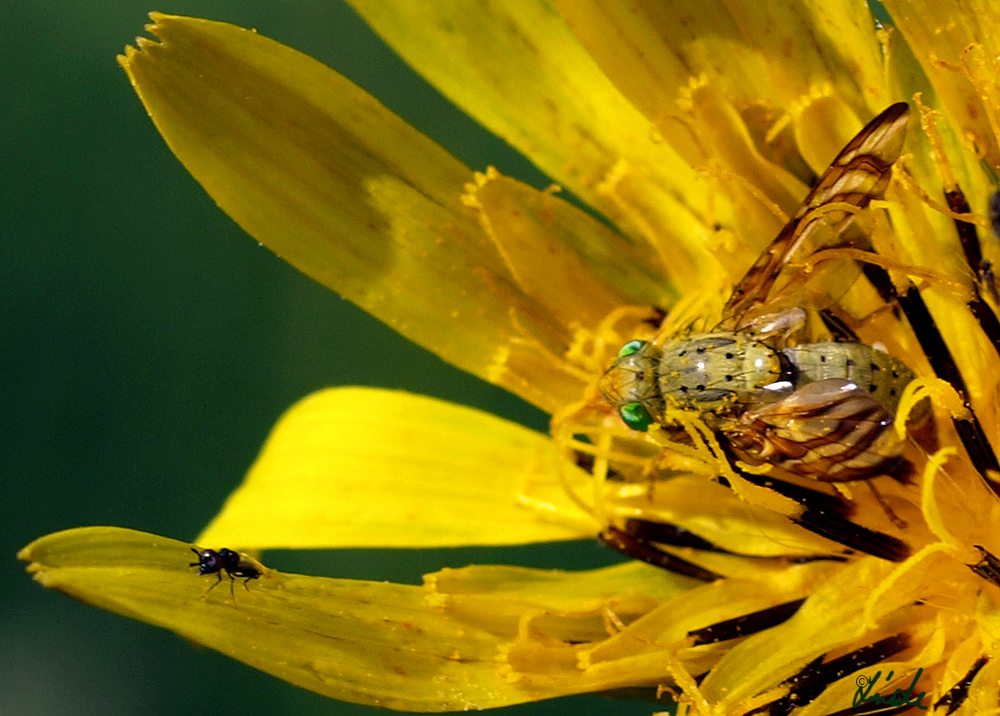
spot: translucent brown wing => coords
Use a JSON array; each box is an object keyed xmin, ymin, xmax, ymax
[
  {"xmin": 722, "ymin": 103, "xmax": 911, "ymax": 328},
  {"xmin": 729, "ymin": 379, "xmax": 910, "ymax": 483}
]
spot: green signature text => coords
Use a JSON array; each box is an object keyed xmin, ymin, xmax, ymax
[{"xmin": 852, "ymin": 668, "xmax": 928, "ymax": 710}]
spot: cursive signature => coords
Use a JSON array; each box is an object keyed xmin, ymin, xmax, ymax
[{"xmin": 852, "ymin": 668, "xmax": 928, "ymax": 710}]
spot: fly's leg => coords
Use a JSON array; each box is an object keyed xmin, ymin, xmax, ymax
[{"xmin": 865, "ymin": 480, "xmax": 907, "ymax": 530}]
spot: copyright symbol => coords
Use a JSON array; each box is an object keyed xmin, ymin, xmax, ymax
[{"xmin": 856, "ymin": 675, "xmax": 869, "ymax": 688}]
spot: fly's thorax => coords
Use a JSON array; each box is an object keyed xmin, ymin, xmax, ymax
[
  {"xmin": 600, "ymin": 339, "xmax": 665, "ymax": 421},
  {"xmin": 781, "ymin": 342, "xmax": 913, "ymax": 414},
  {"xmin": 657, "ymin": 333, "xmax": 784, "ymax": 412}
]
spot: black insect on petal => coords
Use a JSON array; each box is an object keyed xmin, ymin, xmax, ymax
[{"xmin": 189, "ymin": 547, "xmax": 263, "ymax": 603}]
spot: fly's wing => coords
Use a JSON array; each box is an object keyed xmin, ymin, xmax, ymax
[
  {"xmin": 722, "ymin": 103, "xmax": 911, "ymax": 330},
  {"xmin": 729, "ymin": 379, "xmax": 910, "ymax": 483}
]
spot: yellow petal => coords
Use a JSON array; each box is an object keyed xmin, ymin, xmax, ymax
[
  {"xmin": 20, "ymin": 527, "xmax": 516, "ymax": 710},
  {"xmin": 554, "ymin": 0, "xmax": 892, "ymax": 175},
  {"xmin": 882, "ymin": 0, "xmax": 1000, "ymax": 168},
  {"xmin": 466, "ymin": 168, "xmax": 676, "ymax": 330},
  {"xmin": 557, "ymin": 0, "xmax": 887, "ymax": 132},
  {"xmin": 347, "ymin": 0, "xmax": 722, "ymax": 297},
  {"xmin": 554, "ymin": 0, "xmax": 900, "ymax": 282},
  {"xmin": 698, "ymin": 557, "xmax": 898, "ymax": 707},
  {"xmin": 117, "ymin": 14, "xmax": 591, "ymax": 413},
  {"xmin": 21, "ymin": 527, "xmax": 700, "ymax": 709},
  {"xmin": 607, "ymin": 476, "xmax": 844, "ymax": 558},
  {"xmin": 426, "ymin": 559, "xmax": 689, "ymax": 610},
  {"xmin": 197, "ymin": 388, "xmax": 598, "ymax": 548}
]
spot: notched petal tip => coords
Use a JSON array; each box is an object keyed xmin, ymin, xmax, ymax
[
  {"xmin": 116, "ymin": 17, "xmax": 173, "ymax": 77},
  {"xmin": 117, "ymin": 11, "xmax": 174, "ymax": 57},
  {"xmin": 144, "ymin": 11, "xmax": 185, "ymax": 39}
]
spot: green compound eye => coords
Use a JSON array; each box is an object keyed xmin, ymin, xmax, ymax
[
  {"xmin": 619, "ymin": 402, "xmax": 653, "ymax": 431},
  {"xmin": 617, "ymin": 339, "xmax": 647, "ymax": 358}
]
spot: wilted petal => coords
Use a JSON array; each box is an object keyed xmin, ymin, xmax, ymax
[{"xmin": 197, "ymin": 388, "xmax": 598, "ymax": 548}]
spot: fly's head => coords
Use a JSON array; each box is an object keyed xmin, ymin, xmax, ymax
[{"xmin": 599, "ymin": 339, "xmax": 664, "ymax": 431}]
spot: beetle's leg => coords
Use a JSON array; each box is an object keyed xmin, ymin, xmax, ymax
[{"xmin": 203, "ymin": 571, "xmax": 223, "ymax": 593}]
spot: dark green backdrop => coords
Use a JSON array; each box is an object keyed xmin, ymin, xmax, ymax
[{"xmin": 2, "ymin": 2, "xmax": 646, "ymax": 715}]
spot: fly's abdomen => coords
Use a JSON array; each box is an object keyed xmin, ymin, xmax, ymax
[{"xmin": 783, "ymin": 342, "xmax": 913, "ymax": 414}]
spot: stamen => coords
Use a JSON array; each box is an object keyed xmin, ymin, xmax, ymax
[
  {"xmin": 599, "ymin": 526, "xmax": 722, "ymax": 582},
  {"xmin": 688, "ymin": 598, "xmax": 806, "ymax": 647},
  {"xmin": 755, "ymin": 634, "xmax": 909, "ymax": 716},
  {"xmin": 934, "ymin": 655, "xmax": 990, "ymax": 715}
]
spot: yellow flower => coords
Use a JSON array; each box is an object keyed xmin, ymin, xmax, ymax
[{"xmin": 19, "ymin": 2, "xmax": 1000, "ymax": 714}]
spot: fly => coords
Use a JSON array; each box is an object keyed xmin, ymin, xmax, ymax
[
  {"xmin": 189, "ymin": 547, "xmax": 264, "ymax": 602},
  {"xmin": 600, "ymin": 103, "xmax": 918, "ymax": 484}
]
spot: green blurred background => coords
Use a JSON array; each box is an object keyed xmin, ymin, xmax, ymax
[{"xmin": 2, "ymin": 2, "xmax": 643, "ymax": 715}]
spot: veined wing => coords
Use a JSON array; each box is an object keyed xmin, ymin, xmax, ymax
[
  {"xmin": 730, "ymin": 378, "xmax": 910, "ymax": 483},
  {"xmin": 722, "ymin": 103, "xmax": 911, "ymax": 328}
]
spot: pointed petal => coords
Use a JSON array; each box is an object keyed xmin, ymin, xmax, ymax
[
  {"xmin": 197, "ymin": 388, "xmax": 598, "ymax": 548},
  {"xmin": 117, "ymin": 14, "xmax": 591, "ymax": 413}
]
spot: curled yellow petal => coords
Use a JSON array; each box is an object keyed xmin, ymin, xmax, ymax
[
  {"xmin": 197, "ymin": 388, "xmax": 599, "ymax": 549},
  {"xmin": 557, "ymin": 0, "xmax": 887, "ymax": 132},
  {"xmin": 554, "ymin": 0, "xmax": 902, "ymax": 289}
]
